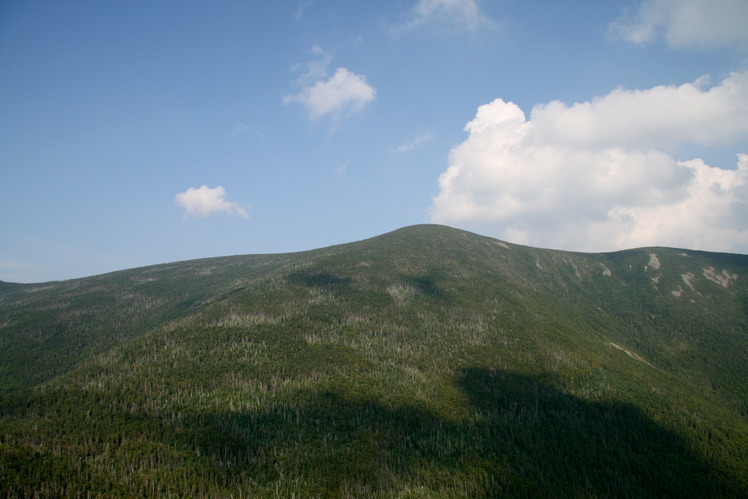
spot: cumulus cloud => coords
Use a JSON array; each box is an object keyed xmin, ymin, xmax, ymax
[
  {"xmin": 284, "ymin": 47, "xmax": 375, "ymax": 121},
  {"xmin": 610, "ymin": 0, "xmax": 748, "ymax": 50},
  {"xmin": 431, "ymin": 72, "xmax": 748, "ymax": 253},
  {"xmin": 530, "ymin": 72, "xmax": 748, "ymax": 148},
  {"xmin": 397, "ymin": 0, "xmax": 493, "ymax": 32},
  {"xmin": 175, "ymin": 185, "xmax": 249, "ymax": 220}
]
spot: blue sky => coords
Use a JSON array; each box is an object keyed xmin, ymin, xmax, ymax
[{"xmin": 2, "ymin": 0, "xmax": 747, "ymax": 282}]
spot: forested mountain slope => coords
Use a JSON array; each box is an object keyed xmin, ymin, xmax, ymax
[{"xmin": 1, "ymin": 225, "xmax": 746, "ymax": 497}]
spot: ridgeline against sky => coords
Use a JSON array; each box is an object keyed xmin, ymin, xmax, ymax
[
  {"xmin": 1, "ymin": 0, "xmax": 747, "ymax": 282},
  {"xmin": 1, "ymin": 225, "xmax": 747, "ymax": 495}
]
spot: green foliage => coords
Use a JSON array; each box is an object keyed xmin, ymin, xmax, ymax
[{"xmin": 1, "ymin": 224, "xmax": 746, "ymax": 496}]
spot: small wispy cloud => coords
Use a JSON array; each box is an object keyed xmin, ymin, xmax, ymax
[
  {"xmin": 393, "ymin": 0, "xmax": 494, "ymax": 33},
  {"xmin": 175, "ymin": 185, "xmax": 249, "ymax": 220},
  {"xmin": 284, "ymin": 46, "xmax": 375, "ymax": 122},
  {"xmin": 230, "ymin": 122, "xmax": 266, "ymax": 140},
  {"xmin": 284, "ymin": 68, "xmax": 375, "ymax": 120},
  {"xmin": 230, "ymin": 122, "xmax": 251, "ymax": 138},
  {"xmin": 337, "ymin": 160, "xmax": 350, "ymax": 175},
  {"xmin": 293, "ymin": 0, "xmax": 313, "ymax": 22},
  {"xmin": 395, "ymin": 132, "xmax": 434, "ymax": 152},
  {"xmin": 609, "ymin": 0, "xmax": 748, "ymax": 50}
]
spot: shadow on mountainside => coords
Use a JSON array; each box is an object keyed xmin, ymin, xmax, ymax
[
  {"xmin": 171, "ymin": 370, "xmax": 740, "ymax": 497},
  {"xmin": 3, "ymin": 370, "xmax": 742, "ymax": 497}
]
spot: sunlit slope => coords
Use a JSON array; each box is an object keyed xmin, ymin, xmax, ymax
[
  {"xmin": 1, "ymin": 224, "xmax": 746, "ymax": 496},
  {"xmin": 2, "ymin": 224, "xmax": 745, "ymax": 401},
  {"xmin": 0, "ymin": 251, "xmax": 316, "ymax": 391}
]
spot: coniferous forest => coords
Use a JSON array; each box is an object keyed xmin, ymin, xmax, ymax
[{"xmin": 1, "ymin": 225, "xmax": 746, "ymax": 497}]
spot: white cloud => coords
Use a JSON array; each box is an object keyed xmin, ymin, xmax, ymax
[
  {"xmin": 284, "ymin": 47, "xmax": 375, "ymax": 121},
  {"xmin": 431, "ymin": 72, "xmax": 748, "ymax": 253},
  {"xmin": 285, "ymin": 68, "xmax": 375, "ymax": 120},
  {"xmin": 175, "ymin": 185, "xmax": 249, "ymax": 220},
  {"xmin": 610, "ymin": 0, "xmax": 748, "ymax": 50},
  {"xmin": 530, "ymin": 72, "xmax": 748, "ymax": 148},
  {"xmin": 398, "ymin": 0, "xmax": 493, "ymax": 32},
  {"xmin": 396, "ymin": 132, "xmax": 434, "ymax": 152}
]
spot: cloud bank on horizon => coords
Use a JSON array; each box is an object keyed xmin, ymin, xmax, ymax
[{"xmin": 431, "ymin": 0, "xmax": 748, "ymax": 253}]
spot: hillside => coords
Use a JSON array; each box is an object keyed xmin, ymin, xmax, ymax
[{"xmin": 1, "ymin": 224, "xmax": 747, "ymax": 497}]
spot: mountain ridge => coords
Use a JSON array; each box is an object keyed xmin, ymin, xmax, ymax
[
  {"xmin": 4, "ymin": 224, "xmax": 747, "ymax": 286},
  {"xmin": 2, "ymin": 224, "xmax": 746, "ymax": 400},
  {"xmin": 1, "ymin": 224, "xmax": 746, "ymax": 496}
]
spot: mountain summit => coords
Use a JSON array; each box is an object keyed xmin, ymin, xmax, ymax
[{"xmin": 1, "ymin": 224, "xmax": 746, "ymax": 496}]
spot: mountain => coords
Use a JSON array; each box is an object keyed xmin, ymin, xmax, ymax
[{"xmin": 1, "ymin": 224, "xmax": 746, "ymax": 497}]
